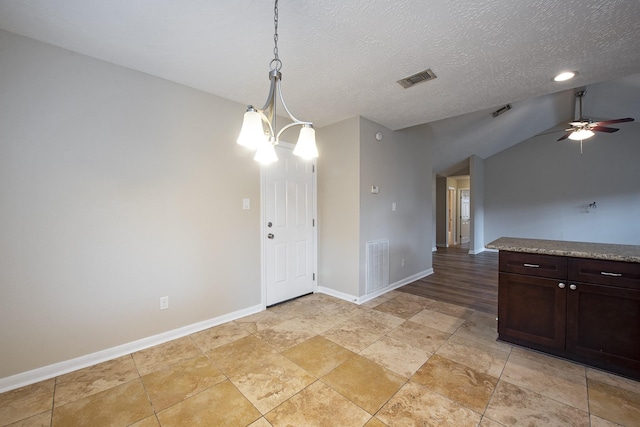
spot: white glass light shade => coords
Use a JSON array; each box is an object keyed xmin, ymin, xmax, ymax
[
  {"xmin": 568, "ymin": 129, "xmax": 595, "ymax": 140},
  {"xmin": 292, "ymin": 126, "xmax": 318, "ymax": 159},
  {"xmin": 254, "ymin": 138, "xmax": 278, "ymax": 164},
  {"xmin": 237, "ymin": 110, "xmax": 264, "ymax": 150}
]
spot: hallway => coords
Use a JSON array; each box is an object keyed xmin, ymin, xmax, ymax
[{"xmin": 399, "ymin": 245, "xmax": 498, "ymax": 314}]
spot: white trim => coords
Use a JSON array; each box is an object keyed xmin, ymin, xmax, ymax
[
  {"xmin": 468, "ymin": 247, "xmax": 486, "ymax": 255},
  {"xmin": 260, "ymin": 155, "xmax": 267, "ymax": 308},
  {"xmin": 318, "ymin": 268, "xmax": 434, "ymax": 305},
  {"xmin": 484, "ymin": 248, "xmax": 499, "ymax": 253},
  {"xmin": 316, "ymin": 286, "xmax": 359, "ymax": 303},
  {"xmin": 0, "ymin": 304, "xmax": 263, "ymax": 393},
  {"xmin": 432, "ymin": 247, "xmax": 438, "ymax": 252},
  {"xmin": 312, "ymin": 158, "xmax": 318, "ymax": 293},
  {"xmin": 358, "ymin": 269, "xmax": 434, "ymax": 304}
]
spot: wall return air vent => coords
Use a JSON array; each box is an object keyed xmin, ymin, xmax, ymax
[{"xmin": 397, "ymin": 68, "xmax": 437, "ymax": 88}]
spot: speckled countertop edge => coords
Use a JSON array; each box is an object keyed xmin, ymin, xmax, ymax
[{"xmin": 486, "ymin": 237, "xmax": 640, "ymax": 263}]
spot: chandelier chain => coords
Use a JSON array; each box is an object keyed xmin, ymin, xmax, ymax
[{"xmin": 271, "ymin": 0, "xmax": 282, "ymax": 71}]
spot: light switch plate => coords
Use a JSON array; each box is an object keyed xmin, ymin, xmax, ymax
[{"xmin": 243, "ymin": 198, "xmax": 250, "ymax": 210}]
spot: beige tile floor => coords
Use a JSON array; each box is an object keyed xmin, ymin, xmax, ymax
[{"xmin": 2, "ymin": 291, "xmax": 640, "ymax": 426}]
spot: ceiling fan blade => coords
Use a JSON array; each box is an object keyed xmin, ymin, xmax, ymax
[
  {"xmin": 595, "ymin": 117, "xmax": 635, "ymax": 126},
  {"xmin": 557, "ymin": 131, "xmax": 573, "ymax": 141},
  {"xmin": 592, "ymin": 126, "xmax": 619, "ymax": 133}
]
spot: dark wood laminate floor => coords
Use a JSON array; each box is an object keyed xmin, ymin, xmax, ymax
[{"xmin": 398, "ymin": 244, "xmax": 498, "ymax": 315}]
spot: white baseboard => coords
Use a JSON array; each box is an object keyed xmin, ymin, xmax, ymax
[
  {"xmin": 316, "ymin": 286, "xmax": 359, "ymax": 304},
  {"xmin": 357, "ymin": 268, "xmax": 434, "ymax": 304},
  {"xmin": 318, "ymin": 269, "xmax": 435, "ymax": 306},
  {"xmin": 432, "ymin": 247, "xmax": 438, "ymax": 252},
  {"xmin": 0, "ymin": 304, "xmax": 264, "ymax": 393},
  {"xmin": 468, "ymin": 247, "xmax": 486, "ymax": 255}
]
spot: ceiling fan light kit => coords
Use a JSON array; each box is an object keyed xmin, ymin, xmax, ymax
[
  {"xmin": 236, "ymin": 0, "xmax": 318, "ymax": 165},
  {"xmin": 557, "ymin": 90, "xmax": 635, "ymax": 151},
  {"xmin": 568, "ymin": 128, "xmax": 594, "ymax": 141}
]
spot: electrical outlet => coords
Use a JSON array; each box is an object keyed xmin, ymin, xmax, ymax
[
  {"xmin": 160, "ymin": 296, "xmax": 169, "ymax": 310},
  {"xmin": 401, "ymin": 258, "xmax": 406, "ymax": 267}
]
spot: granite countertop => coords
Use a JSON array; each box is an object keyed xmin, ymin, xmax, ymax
[{"xmin": 486, "ymin": 237, "xmax": 640, "ymax": 263}]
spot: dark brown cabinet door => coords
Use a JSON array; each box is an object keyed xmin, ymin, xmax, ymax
[
  {"xmin": 566, "ymin": 282, "xmax": 640, "ymax": 373},
  {"xmin": 498, "ymin": 273, "xmax": 567, "ymax": 349}
]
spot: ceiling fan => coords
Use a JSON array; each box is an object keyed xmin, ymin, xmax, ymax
[{"xmin": 557, "ymin": 90, "xmax": 634, "ymax": 142}]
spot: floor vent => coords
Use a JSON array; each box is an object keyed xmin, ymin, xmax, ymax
[
  {"xmin": 397, "ymin": 68, "xmax": 437, "ymax": 88},
  {"xmin": 366, "ymin": 239, "xmax": 389, "ymax": 293}
]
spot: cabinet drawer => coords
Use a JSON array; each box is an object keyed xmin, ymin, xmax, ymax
[
  {"xmin": 499, "ymin": 251, "xmax": 567, "ymax": 279},
  {"xmin": 569, "ymin": 258, "xmax": 640, "ymax": 290}
]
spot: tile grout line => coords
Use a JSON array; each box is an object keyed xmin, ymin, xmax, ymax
[
  {"xmin": 49, "ymin": 376, "xmax": 56, "ymax": 427},
  {"xmin": 479, "ymin": 344, "xmax": 515, "ymax": 426}
]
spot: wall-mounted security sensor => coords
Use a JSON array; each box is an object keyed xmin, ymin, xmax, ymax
[{"xmin": 375, "ymin": 132, "xmax": 383, "ymax": 141}]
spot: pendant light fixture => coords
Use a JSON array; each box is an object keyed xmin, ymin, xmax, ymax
[{"xmin": 237, "ymin": 0, "xmax": 318, "ymax": 164}]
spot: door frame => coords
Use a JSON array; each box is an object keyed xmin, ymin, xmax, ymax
[
  {"xmin": 447, "ymin": 186, "xmax": 457, "ymax": 247},
  {"xmin": 459, "ymin": 187, "xmax": 470, "ymax": 244},
  {"xmin": 259, "ymin": 142, "xmax": 318, "ymax": 308}
]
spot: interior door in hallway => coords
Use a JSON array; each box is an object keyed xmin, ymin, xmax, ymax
[
  {"xmin": 448, "ymin": 187, "xmax": 456, "ymax": 246},
  {"xmin": 459, "ymin": 188, "xmax": 470, "ymax": 244},
  {"xmin": 264, "ymin": 145, "xmax": 316, "ymax": 306}
]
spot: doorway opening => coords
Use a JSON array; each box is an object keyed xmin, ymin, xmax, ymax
[{"xmin": 437, "ymin": 173, "xmax": 470, "ymax": 249}]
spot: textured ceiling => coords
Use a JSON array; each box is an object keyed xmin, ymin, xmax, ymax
[{"xmin": 1, "ymin": 0, "xmax": 639, "ymax": 131}]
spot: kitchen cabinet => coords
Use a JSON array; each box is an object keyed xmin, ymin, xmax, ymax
[
  {"xmin": 498, "ymin": 252, "xmax": 567, "ymax": 349},
  {"xmin": 497, "ymin": 250, "xmax": 640, "ymax": 380},
  {"xmin": 566, "ymin": 258, "xmax": 640, "ymax": 375}
]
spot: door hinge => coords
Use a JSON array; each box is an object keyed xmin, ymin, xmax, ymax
[
  {"xmin": 313, "ymin": 273, "xmax": 316, "ymax": 281},
  {"xmin": 312, "ymin": 219, "xmax": 315, "ymax": 227},
  {"xmin": 312, "ymin": 164, "xmax": 315, "ymax": 173}
]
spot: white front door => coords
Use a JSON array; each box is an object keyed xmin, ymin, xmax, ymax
[{"xmin": 263, "ymin": 144, "xmax": 316, "ymax": 306}]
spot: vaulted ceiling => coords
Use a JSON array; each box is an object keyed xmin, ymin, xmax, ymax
[{"xmin": 1, "ymin": 0, "xmax": 639, "ymax": 172}]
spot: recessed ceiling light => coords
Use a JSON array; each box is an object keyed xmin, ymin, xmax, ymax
[{"xmin": 554, "ymin": 71, "xmax": 577, "ymax": 82}]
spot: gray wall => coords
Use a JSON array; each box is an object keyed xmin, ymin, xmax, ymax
[
  {"xmin": 317, "ymin": 117, "xmax": 361, "ymax": 297},
  {"xmin": 0, "ymin": 31, "xmax": 262, "ymax": 378},
  {"xmin": 469, "ymin": 155, "xmax": 485, "ymax": 253},
  {"xmin": 358, "ymin": 118, "xmax": 432, "ymax": 296},
  {"xmin": 435, "ymin": 177, "xmax": 447, "ymax": 247},
  {"xmin": 318, "ymin": 117, "xmax": 434, "ymax": 299},
  {"xmin": 484, "ymin": 122, "xmax": 640, "ymax": 245}
]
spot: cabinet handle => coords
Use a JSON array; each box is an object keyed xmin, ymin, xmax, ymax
[
  {"xmin": 601, "ymin": 271, "xmax": 622, "ymax": 277},
  {"xmin": 523, "ymin": 263, "xmax": 540, "ymax": 268},
  {"xmin": 558, "ymin": 283, "xmax": 566, "ymax": 289},
  {"xmin": 569, "ymin": 284, "xmax": 577, "ymax": 290}
]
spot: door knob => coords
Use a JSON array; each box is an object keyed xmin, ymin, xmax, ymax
[
  {"xmin": 267, "ymin": 233, "xmax": 275, "ymax": 239},
  {"xmin": 569, "ymin": 284, "xmax": 577, "ymax": 290},
  {"xmin": 558, "ymin": 283, "xmax": 565, "ymax": 289}
]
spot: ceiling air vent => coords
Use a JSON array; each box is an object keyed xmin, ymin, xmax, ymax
[
  {"xmin": 491, "ymin": 104, "xmax": 512, "ymax": 118},
  {"xmin": 397, "ymin": 68, "xmax": 437, "ymax": 88}
]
